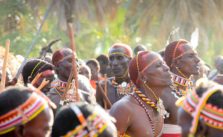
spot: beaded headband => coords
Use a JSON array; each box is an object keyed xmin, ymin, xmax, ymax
[
  {"xmin": 30, "ymin": 61, "xmax": 43, "ymax": 78},
  {"xmin": 63, "ymin": 105, "xmax": 108, "ymax": 137},
  {"xmin": 0, "ymin": 92, "xmax": 48, "ymax": 135},
  {"xmin": 109, "ymin": 52, "xmax": 131, "ymax": 59},
  {"xmin": 172, "ymin": 40, "xmax": 188, "ymax": 60},
  {"xmin": 181, "ymin": 85, "xmax": 223, "ymax": 136}
]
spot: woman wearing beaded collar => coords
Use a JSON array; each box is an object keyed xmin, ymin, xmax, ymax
[
  {"xmin": 110, "ymin": 51, "xmax": 171, "ymax": 137},
  {"xmin": 96, "ymin": 43, "xmax": 133, "ymax": 109},
  {"xmin": 177, "ymin": 79, "xmax": 223, "ymax": 137},
  {"xmin": 0, "ymin": 86, "xmax": 54, "ymax": 137}
]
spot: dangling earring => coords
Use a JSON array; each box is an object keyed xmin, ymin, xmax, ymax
[{"xmin": 143, "ymin": 80, "xmax": 147, "ymax": 84}]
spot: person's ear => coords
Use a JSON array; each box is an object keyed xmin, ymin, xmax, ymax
[
  {"xmin": 14, "ymin": 125, "xmax": 24, "ymax": 137},
  {"xmin": 173, "ymin": 58, "xmax": 183, "ymax": 69},
  {"xmin": 196, "ymin": 118, "xmax": 208, "ymax": 137},
  {"xmin": 138, "ymin": 72, "xmax": 148, "ymax": 83}
]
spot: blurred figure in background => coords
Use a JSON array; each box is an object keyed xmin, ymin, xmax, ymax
[
  {"xmin": 96, "ymin": 54, "xmax": 112, "ymax": 78},
  {"xmin": 52, "ymin": 102, "xmax": 117, "ymax": 137},
  {"xmin": 86, "ymin": 59, "xmax": 101, "ymax": 90},
  {"xmin": 79, "ymin": 63, "xmax": 91, "ymax": 80},
  {"xmin": 133, "ymin": 44, "xmax": 147, "ymax": 55},
  {"xmin": 177, "ymin": 79, "xmax": 223, "ymax": 137}
]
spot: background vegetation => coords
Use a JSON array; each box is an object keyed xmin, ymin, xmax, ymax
[{"xmin": 1, "ymin": 0, "xmax": 223, "ymax": 67}]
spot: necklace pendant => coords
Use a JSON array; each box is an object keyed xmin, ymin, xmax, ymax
[{"xmin": 157, "ymin": 99, "xmax": 169, "ymax": 119}]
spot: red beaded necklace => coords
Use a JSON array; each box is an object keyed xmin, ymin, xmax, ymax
[{"xmin": 129, "ymin": 93, "xmax": 155, "ymax": 136}]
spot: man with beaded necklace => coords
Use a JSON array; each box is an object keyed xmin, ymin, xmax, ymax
[
  {"xmin": 96, "ymin": 43, "xmax": 133, "ymax": 109},
  {"xmin": 47, "ymin": 48, "xmax": 95, "ymax": 108},
  {"xmin": 110, "ymin": 50, "xmax": 171, "ymax": 137},
  {"xmin": 159, "ymin": 39, "xmax": 200, "ymax": 136}
]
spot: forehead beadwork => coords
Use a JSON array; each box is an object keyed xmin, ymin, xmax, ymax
[{"xmin": 109, "ymin": 43, "xmax": 133, "ymax": 58}]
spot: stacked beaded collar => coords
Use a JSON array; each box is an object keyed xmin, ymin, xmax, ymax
[
  {"xmin": 63, "ymin": 105, "xmax": 108, "ymax": 137},
  {"xmin": 181, "ymin": 86, "xmax": 223, "ymax": 135},
  {"xmin": 172, "ymin": 73, "xmax": 193, "ymax": 97},
  {"xmin": 0, "ymin": 92, "xmax": 48, "ymax": 135},
  {"xmin": 111, "ymin": 79, "xmax": 133, "ymax": 95},
  {"xmin": 51, "ymin": 79, "xmax": 73, "ymax": 93}
]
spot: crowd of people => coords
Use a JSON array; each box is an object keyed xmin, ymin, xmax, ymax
[{"xmin": 0, "ymin": 39, "xmax": 223, "ymax": 137}]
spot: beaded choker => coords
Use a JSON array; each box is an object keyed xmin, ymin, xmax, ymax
[
  {"xmin": 111, "ymin": 79, "xmax": 133, "ymax": 95},
  {"xmin": 181, "ymin": 87, "xmax": 223, "ymax": 134},
  {"xmin": 63, "ymin": 105, "xmax": 108, "ymax": 137},
  {"xmin": 172, "ymin": 73, "xmax": 193, "ymax": 97},
  {"xmin": 0, "ymin": 92, "xmax": 48, "ymax": 135}
]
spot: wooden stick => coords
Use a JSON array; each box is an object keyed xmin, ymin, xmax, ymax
[
  {"xmin": 0, "ymin": 39, "xmax": 10, "ymax": 91},
  {"xmin": 37, "ymin": 78, "xmax": 49, "ymax": 90},
  {"xmin": 104, "ymin": 74, "xmax": 108, "ymax": 109},
  {"xmin": 63, "ymin": 69, "xmax": 74, "ymax": 100},
  {"xmin": 67, "ymin": 23, "xmax": 79, "ymax": 101},
  {"xmin": 97, "ymin": 82, "xmax": 112, "ymax": 108},
  {"xmin": 31, "ymin": 73, "xmax": 41, "ymax": 85}
]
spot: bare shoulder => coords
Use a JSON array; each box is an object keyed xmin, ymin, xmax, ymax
[
  {"xmin": 109, "ymin": 96, "xmax": 133, "ymax": 116},
  {"xmin": 109, "ymin": 96, "xmax": 134, "ymax": 133}
]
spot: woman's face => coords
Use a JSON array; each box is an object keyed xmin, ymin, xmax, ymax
[
  {"xmin": 22, "ymin": 108, "xmax": 54, "ymax": 137},
  {"xmin": 175, "ymin": 45, "xmax": 200, "ymax": 76},
  {"xmin": 109, "ymin": 47, "xmax": 131, "ymax": 77},
  {"xmin": 142, "ymin": 53, "xmax": 172, "ymax": 87}
]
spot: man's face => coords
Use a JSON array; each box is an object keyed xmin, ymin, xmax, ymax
[
  {"xmin": 109, "ymin": 47, "xmax": 131, "ymax": 77},
  {"xmin": 141, "ymin": 53, "xmax": 172, "ymax": 87},
  {"xmin": 175, "ymin": 45, "xmax": 200, "ymax": 76},
  {"xmin": 56, "ymin": 55, "xmax": 73, "ymax": 80}
]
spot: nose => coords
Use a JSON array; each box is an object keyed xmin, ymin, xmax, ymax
[
  {"xmin": 195, "ymin": 55, "xmax": 200, "ymax": 64},
  {"xmin": 163, "ymin": 63, "xmax": 170, "ymax": 72},
  {"xmin": 111, "ymin": 58, "xmax": 119, "ymax": 66}
]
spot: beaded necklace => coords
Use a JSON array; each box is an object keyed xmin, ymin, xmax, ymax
[
  {"xmin": 111, "ymin": 79, "xmax": 133, "ymax": 96},
  {"xmin": 129, "ymin": 93, "xmax": 155, "ymax": 136},
  {"xmin": 172, "ymin": 72, "xmax": 193, "ymax": 97},
  {"xmin": 134, "ymin": 88, "xmax": 169, "ymax": 119}
]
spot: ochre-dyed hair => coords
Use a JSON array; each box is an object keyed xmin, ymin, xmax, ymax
[
  {"xmin": 52, "ymin": 48, "xmax": 73, "ymax": 66},
  {"xmin": 129, "ymin": 51, "xmax": 159, "ymax": 88},
  {"xmin": 109, "ymin": 43, "xmax": 133, "ymax": 58},
  {"xmin": 164, "ymin": 39, "xmax": 189, "ymax": 67}
]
